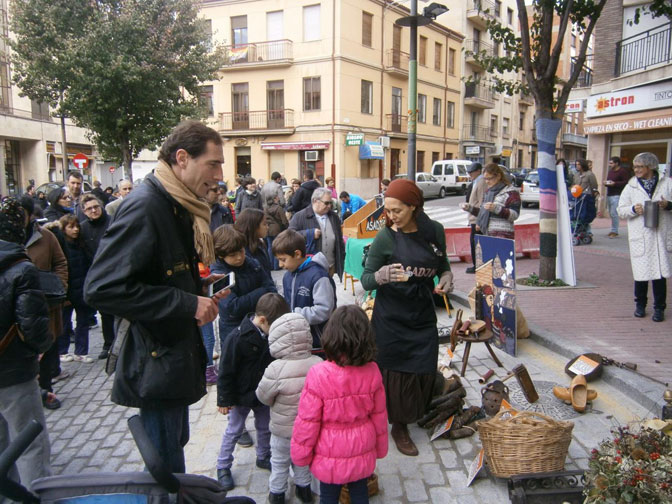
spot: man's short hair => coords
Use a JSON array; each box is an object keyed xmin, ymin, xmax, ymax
[
  {"xmin": 80, "ymin": 193, "xmax": 102, "ymax": 208},
  {"xmin": 271, "ymin": 171, "xmax": 282, "ymax": 181},
  {"xmin": 255, "ymin": 293, "xmax": 290, "ymax": 326},
  {"xmin": 244, "ymin": 177, "xmax": 256, "ymax": 186},
  {"xmin": 339, "ymin": 191, "xmax": 349, "ymax": 199},
  {"xmin": 213, "ymin": 224, "xmax": 247, "ymax": 257},
  {"xmin": 67, "ymin": 170, "xmax": 83, "ymax": 181},
  {"xmin": 311, "ymin": 187, "xmax": 331, "ymax": 203},
  {"xmin": 303, "ymin": 169, "xmax": 314, "ymax": 180},
  {"xmin": 158, "ymin": 120, "xmax": 222, "ymax": 165},
  {"xmin": 26, "ymin": 184, "xmax": 35, "ymax": 192},
  {"xmin": 272, "ymin": 229, "xmax": 306, "ymax": 257},
  {"xmin": 609, "ymin": 156, "xmax": 621, "ymax": 165}
]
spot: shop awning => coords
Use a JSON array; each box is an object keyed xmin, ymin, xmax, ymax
[
  {"xmin": 359, "ymin": 142, "xmax": 385, "ymax": 160},
  {"xmin": 582, "ymin": 107, "xmax": 672, "ymax": 135}
]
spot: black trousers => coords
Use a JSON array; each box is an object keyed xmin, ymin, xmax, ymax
[
  {"xmin": 38, "ymin": 341, "xmax": 59, "ymax": 392},
  {"xmin": 101, "ymin": 312, "xmax": 115, "ymax": 350},
  {"xmin": 470, "ymin": 224, "xmax": 482, "ymax": 266},
  {"xmin": 634, "ymin": 278, "xmax": 667, "ymax": 311}
]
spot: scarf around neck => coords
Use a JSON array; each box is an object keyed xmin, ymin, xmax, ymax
[
  {"xmin": 477, "ymin": 181, "xmax": 506, "ymax": 235},
  {"xmin": 154, "ymin": 160, "xmax": 215, "ymax": 265}
]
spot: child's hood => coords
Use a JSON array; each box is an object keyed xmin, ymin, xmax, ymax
[
  {"xmin": 299, "ymin": 251, "xmax": 329, "ymax": 273},
  {"xmin": 268, "ymin": 313, "xmax": 313, "ymax": 359}
]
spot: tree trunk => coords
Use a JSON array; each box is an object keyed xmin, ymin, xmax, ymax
[
  {"xmin": 60, "ymin": 113, "xmax": 68, "ymax": 180},
  {"xmin": 535, "ymin": 118, "xmax": 562, "ymax": 281},
  {"xmin": 121, "ymin": 144, "xmax": 133, "ymax": 183}
]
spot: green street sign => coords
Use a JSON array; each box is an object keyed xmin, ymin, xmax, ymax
[{"xmin": 346, "ymin": 133, "xmax": 364, "ymax": 146}]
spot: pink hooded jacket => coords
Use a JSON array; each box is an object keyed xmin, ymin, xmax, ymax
[{"xmin": 290, "ymin": 360, "xmax": 388, "ymax": 484}]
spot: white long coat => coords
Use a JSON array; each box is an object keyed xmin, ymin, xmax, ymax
[{"xmin": 617, "ymin": 175, "xmax": 672, "ymax": 281}]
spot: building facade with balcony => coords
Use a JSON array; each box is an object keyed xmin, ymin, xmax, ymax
[
  {"xmin": 583, "ymin": 0, "xmax": 672, "ymax": 192},
  {"xmin": 0, "ymin": 0, "xmax": 96, "ymax": 197},
  {"xmin": 443, "ymin": 0, "xmax": 537, "ymax": 169},
  {"xmin": 200, "ymin": 0, "xmax": 463, "ymax": 197}
]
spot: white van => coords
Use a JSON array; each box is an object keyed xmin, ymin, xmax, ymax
[{"xmin": 430, "ymin": 160, "xmax": 472, "ymax": 195}]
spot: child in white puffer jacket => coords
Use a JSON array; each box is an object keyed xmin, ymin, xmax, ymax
[{"xmin": 256, "ymin": 313, "xmax": 323, "ymax": 504}]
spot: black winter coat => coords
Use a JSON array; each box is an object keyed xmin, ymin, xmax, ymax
[
  {"xmin": 63, "ymin": 239, "xmax": 92, "ymax": 306},
  {"xmin": 289, "ymin": 180, "xmax": 320, "ymax": 213},
  {"xmin": 80, "ymin": 212, "xmax": 111, "ymax": 258},
  {"xmin": 0, "ymin": 241, "xmax": 52, "ymax": 388},
  {"xmin": 289, "ymin": 205, "xmax": 345, "ymax": 280},
  {"xmin": 84, "ymin": 174, "xmax": 206, "ymax": 409},
  {"xmin": 217, "ymin": 317, "xmax": 273, "ymax": 408},
  {"xmin": 44, "ymin": 204, "xmax": 71, "ymax": 223}
]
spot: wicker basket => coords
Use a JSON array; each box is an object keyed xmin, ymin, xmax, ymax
[{"xmin": 478, "ymin": 410, "xmax": 574, "ymax": 478}]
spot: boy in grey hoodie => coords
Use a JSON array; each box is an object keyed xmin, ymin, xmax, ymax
[{"xmin": 256, "ymin": 313, "xmax": 323, "ymax": 504}]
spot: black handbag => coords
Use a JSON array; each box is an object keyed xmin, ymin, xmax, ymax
[{"xmin": 37, "ymin": 270, "xmax": 67, "ymax": 305}]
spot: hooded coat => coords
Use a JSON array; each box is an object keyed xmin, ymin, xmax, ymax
[{"xmin": 255, "ymin": 313, "xmax": 323, "ymax": 438}]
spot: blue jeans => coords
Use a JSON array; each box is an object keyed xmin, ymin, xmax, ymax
[
  {"xmin": 216, "ymin": 405, "xmax": 270, "ymax": 470},
  {"xmin": 607, "ymin": 195, "xmax": 620, "ymax": 233},
  {"xmin": 139, "ymin": 405, "xmax": 189, "ymax": 474},
  {"xmin": 266, "ymin": 236, "xmax": 280, "ymax": 270},
  {"xmin": 58, "ymin": 303, "xmax": 94, "ymax": 356},
  {"xmin": 200, "ymin": 322, "xmax": 215, "ymax": 366},
  {"xmin": 320, "ymin": 477, "xmax": 369, "ymax": 504}
]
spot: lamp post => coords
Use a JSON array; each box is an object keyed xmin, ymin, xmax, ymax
[{"xmin": 395, "ymin": 2, "xmax": 448, "ymax": 183}]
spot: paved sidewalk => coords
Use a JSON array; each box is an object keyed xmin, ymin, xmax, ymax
[{"xmin": 38, "ymin": 261, "xmax": 655, "ymax": 503}]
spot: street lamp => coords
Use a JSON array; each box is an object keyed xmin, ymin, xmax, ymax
[{"xmin": 395, "ymin": 1, "xmax": 448, "ymax": 183}]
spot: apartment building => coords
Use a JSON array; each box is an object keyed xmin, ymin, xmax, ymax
[
  {"xmin": 200, "ymin": 0, "xmax": 463, "ymax": 197},
  {"xmin": 439, "ymin": 0, "xmax": 536, "ymax": 169},
  {"xmin": 0, "ymin": 0, "xmax": 95, "ymax": 196},
  {"xmin": 580, "ymin": 0, "xmax": 672, "ymax": 183}
]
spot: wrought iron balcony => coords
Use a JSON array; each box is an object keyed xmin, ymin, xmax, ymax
[
  {"xmin": 570, "ymin": 55, "xmax": 593, "ymax": 88},
  {"xmin": 222, "ymin": 40, "xmax": 293, "ymax": 68},
  {"xmin": 464, "ymin": 82, "xmax": 495, "ymax": 108},
  {"xmin": 384, "ymin": 49, "xmax": 410, "ymax": 76},
  {"xmin": 465, "ymin": 39, "xmax": 493, "ymax": 68},
  {"xmin": 615, "ymin": 22, "xmax": 672, "ymax": 76},
  {"xmin": 386, "ymin": 113, "xmax": 408, "ymax": 133},
  {"xmin": 219, "ymin": 109, "xmax": 294, "ymax": 131},
  {"xmin": 466, "ymin": 0, "xmax": 495, "ymax": 27},
  {"xmin": 463, "ymin": 124, "xmax": 492, "ymax": 142}
]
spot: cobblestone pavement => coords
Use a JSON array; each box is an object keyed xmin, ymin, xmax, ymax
[{"xmin": 42, "ymin": 265, "xmax": 652, "ymax": 503}]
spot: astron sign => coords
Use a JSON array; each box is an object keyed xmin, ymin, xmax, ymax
[
  {"xmin": 586, "ymin": 81, "xmax": 672, "ymax": 118},
  {"xmin": 565, "ymin": 100, "xmax": 584, "ymax": 113}
]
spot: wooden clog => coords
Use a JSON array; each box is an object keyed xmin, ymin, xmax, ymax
[
  {"xmin": 552, "ymin": 385, "xmax": 597, "ymax": 403},
  {"xmin": 569, "ymin": 374, "xmax": 588, "ymax": 413}
]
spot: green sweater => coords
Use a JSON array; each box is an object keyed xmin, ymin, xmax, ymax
[{"xmin": 361, "ymin": 221, "xmax": 450, "ymax": 291}]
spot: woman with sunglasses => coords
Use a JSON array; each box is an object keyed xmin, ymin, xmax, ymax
[{"xmin": 44, "ymin": 188, "xmax": 73, "ymax": 223}]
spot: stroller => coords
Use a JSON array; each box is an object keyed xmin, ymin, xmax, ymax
[
  {"xmin": 0, "ymin": 417, "xmax": 255, "ymax": 504},
  {"xmin": 568, "ymin": 191, "xmax": 596, "ymax": 245}
]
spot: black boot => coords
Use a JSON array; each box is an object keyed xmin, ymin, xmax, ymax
[
  {"xmin": 634, "ymin": 305, "xmax": 646, "ymax": 318},
  {"xmin": 653, "ymin": 309, "xmax": 665, "ymax": 322},
  {"xmin": 296, "ymin": 484, "xmax": 313, "ymax": 503},
  {"xmin": 217, "ymin": 468, "xmax": 234, "ymax": 491},
  {"xmin": 268, "ymin": 492, "xmax": 285, "ymax": 504}
]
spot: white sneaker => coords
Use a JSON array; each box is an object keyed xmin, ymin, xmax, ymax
[
  {"xmin": 73, "ymin": 354, "xmax": 94, "ymax": 363},
  {"xmin": 60, "ymin": 354, "xmax": 74, "ymax": 363}
]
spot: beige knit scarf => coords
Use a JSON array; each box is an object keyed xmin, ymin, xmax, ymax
[{"xmin": 154, "ymin": 160, "xmax": 215, "ymax": 265}]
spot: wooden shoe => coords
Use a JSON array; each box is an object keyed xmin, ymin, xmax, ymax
[
  {"xmin": 553, "ymin": 385, "xmax": 597, "ymax": 403},
  {"xmin": 569, "ymin": 374, "xmax": 588, "ymax": 413}
]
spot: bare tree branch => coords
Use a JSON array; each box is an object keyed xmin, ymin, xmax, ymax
[
  {"xmin": 545, "ymin": 0, "xmax": 574, "ymax": 81},
  {"xmin": 516, "ymin": 0, "xmax": 536, "ymax": 94},
  {"xmin": 537, "ymin": 0, "xmax": 555, "ymax": 77}
]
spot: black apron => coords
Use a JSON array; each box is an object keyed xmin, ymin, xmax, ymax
[{"xmin": 372, "ymin": 229, "xmax": 441, "ymax": 375}]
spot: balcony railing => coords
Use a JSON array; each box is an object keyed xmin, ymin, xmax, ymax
[
  {"xmin": 386, "ymin": 113, "xmax": 408, "ymax": 133},
  {"xmin": 615, "ymin": 22, "xmax": 672, "ymax": 76},
  {"xmin": 465, "ymin": 39, "xmax": 493, "ymax": 58},
  {"xmin": 570, "ymin": 55, "xmax": 593, "ymax": 88},
  {"xmin": 219, "ymin": 109, "xmax": 294, "ymax": 131},
  {"xmin": 385, "ymin": 49, "xmax": 410, "ymax": 73},
  {"xmin": 462, "ymin": 124, "xmax": 491, "ymax": 142},
  {"xmin": 466, "ymin": 0, "xmax": 495, "ymax": 26},
  {"xmin": 562, "ymin": 133, "xmax": 588, "ymax": 147},
  {"xmin": 223, "ymin": 40, "xmax": 293, "ymax": 67}
]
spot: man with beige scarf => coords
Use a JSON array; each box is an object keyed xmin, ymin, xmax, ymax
[{"xmin": 85, "ymin": 121, "xmax": 229, "ymax": 473}]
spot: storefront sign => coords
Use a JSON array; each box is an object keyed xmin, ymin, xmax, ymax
[
  {"xmin": 359, "ymin": 142, "xmax": 385, "ymax": 160},
  {"xmin": 346, "ymin": 133, "xmax": 364, "ymax": 146},
  {"xmin": 501, "ymin": 149, "xmax": 512, "ymax": 157},
  {"xmin": 465, "ymin": 146, "xmax": 480, "ymax": 155},
  {"xmin": 261, "ymin": 141, "xmax": 330, "ymax": 150},
  {"xmin": 566, "ymin": 99, "xmax": 584, "ymax": 113},
  {"xmin": 583, "ymin": 108, "xmax": 672, "ymax": 134},
  {"xmin": 586, "ymin": 80, "xmax": 672, "ymax": 118}
]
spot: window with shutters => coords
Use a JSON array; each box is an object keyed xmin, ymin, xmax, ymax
[
  {"xmin": 303, "ymin": 77, "xmax": 321, "ymax": 111},
  {"xmin": 419, "ymin": 36, "xmax": 427, "ymax": 66},
  {"xmin": 417, "ymin": 151, "xmax": 425, "ymax": 172},
  {"xmin": 491, "ymin": 115, "xmax": 498, "ymax": 135},
  {"xmin": 448, "ymin": 48, "xmax": 456, "ymax": 75},
  {"xmin": 361, "ymin": 80, "xmax": 373, "ymax": 114},
  {"xmin": 434, "ymin": 42, "xmax": 442, "ymax": 71},
  {"xmin": 231, "ymin": 16, "xmax": 247, "ymax": 46},
  {"xmin": 432, "ymin": 152, "xmax": 440, "ymax": 164},
  {"xmin": 503, "ymin": 117, "xmax": 510, "ymax": 137},
  {"xmin": 432, "ymin": 98, "xmax": 441, "ymax": 126},
  {"xmin": 362, "ymin": 11, "xmax": 373, "ymax": 47},
  {"xmin": 418, "ymin": 94, "xmax": 426, "ymax": 123},
  {"xmin": 303, "ymin": 5, "xmax": 320, "ymax": 41},
  {"xmin": 447, "ymin": 101, "xmax": 455, "ymax": 128}
]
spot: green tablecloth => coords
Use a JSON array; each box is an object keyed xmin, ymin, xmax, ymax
[{"xmin": 344, "ymin": 237, "xmax": 374, "ymax": 280}]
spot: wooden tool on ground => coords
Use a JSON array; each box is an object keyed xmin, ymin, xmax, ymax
[{"xmin": 502, "ymin": 364, "xmax": 539, "ymax": 403}]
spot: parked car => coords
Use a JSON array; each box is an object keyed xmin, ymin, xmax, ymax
[
  {"xmin": 393, "ymin": 172, "xmax": 445, "ymax": 199},
  {"xmin": 36, "ymin": 180, "xmax": 93, "ymax": 196},
  {"xmin": 513, "ymin": 168, "xmax": 532, "ymax": 187},
  {"xmin": 430, "ymin": 159, "xmax": 472, "ymax": 195},
  {"xmin": 520, "ymin": 171, "xmax": 540, "ymax": 208}
]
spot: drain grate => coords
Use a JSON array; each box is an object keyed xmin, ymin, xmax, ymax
[{"xmin": 507, "ymin": 380, "xmax": 588, "ymax": 420}]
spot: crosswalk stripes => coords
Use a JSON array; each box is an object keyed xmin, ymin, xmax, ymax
[{"xmin": 424, "ymin": 205, "xmax": 539, "ymax": 228}]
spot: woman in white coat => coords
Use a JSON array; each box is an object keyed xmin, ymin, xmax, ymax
[{"xmin": 617, "ymin": 152, "xmax": 672, "ymax": 322}]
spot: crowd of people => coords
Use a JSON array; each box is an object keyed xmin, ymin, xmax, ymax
[{"xmin": 1, "ymin": 117, "xmax": 670, "ymax": 504}]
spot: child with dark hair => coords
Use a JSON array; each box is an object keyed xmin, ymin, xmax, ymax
[
  {"xmin": 264, "ymin": 194, "xmax": 289, "ymax": 271},
  {"xmin": 234, "ymin": 208, "xmax": 272, "ymax": 277},
  {"xmin": 216, "ymin": 293, "xmax": 290, "ymax": 491},
  {"xmin": 272, "ymin": 229, "xmax": 336, "ymax": 353},
  {"xmin": 291, "ymin": 305, "xmax": 388, "ymax": 504}
]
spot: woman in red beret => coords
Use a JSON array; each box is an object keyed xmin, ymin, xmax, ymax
[{"xmin": 361, "ymin": 178, "xmax": 453, "ymax": 456}]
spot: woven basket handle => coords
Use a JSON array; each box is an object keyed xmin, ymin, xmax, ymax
[{"xmin": 494, "ymin": 409, "xmax": 563, "ymax": 426}]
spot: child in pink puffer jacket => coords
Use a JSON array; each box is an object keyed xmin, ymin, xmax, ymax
[{"xmin": 291, "ymin": 305, "xmax": 388, "ymax": 504}]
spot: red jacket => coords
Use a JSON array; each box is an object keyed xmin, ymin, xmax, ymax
[{"xmin": 291, "ymin": 360, "xmax": 388, "ymax": 484}]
